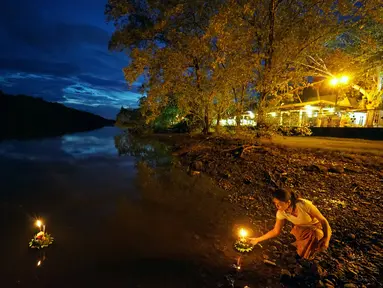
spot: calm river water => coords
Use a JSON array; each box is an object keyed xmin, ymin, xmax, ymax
[{"xmin": 0, "ymin": 127, "xmax": 245, "ymax": 287}]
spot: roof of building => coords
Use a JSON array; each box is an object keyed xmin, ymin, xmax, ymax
[{"xmin": 280, "ymin": 86, "xmax": 359, "ymax": 110}]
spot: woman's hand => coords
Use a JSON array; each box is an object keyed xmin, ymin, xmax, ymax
[
  {"xmin": 248, "ymin": 237, "xmax": 260, "ymax": 246},
  {"xmin": 317, "ymin": 237, "xmax": 330, "ymax": 251}
]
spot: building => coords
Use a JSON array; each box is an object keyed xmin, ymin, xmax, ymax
[{"xmin": 277, "ymin": 86, "xmax": 382, "ymax": 127}]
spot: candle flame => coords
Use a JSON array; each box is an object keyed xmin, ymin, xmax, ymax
[
  {"xmin": 36, "ymin": 220, "xmax": 42, "ymax": 228},
  {"xmin": 37, "ymin": 260, "xmax": 41, "ymax": 266},
  {"xmin": 239, "ymin": 228, "xmax": 248, "ymax": 238}
]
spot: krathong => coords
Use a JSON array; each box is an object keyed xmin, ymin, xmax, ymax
[
  {"xmin": 234, "ymin": 228, "xmax": 253, "ymax": 253},
  {"xmin": 29, "ymin": 219, "xmax": 54, "ymax": 249}
]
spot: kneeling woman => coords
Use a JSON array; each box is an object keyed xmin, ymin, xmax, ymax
[{"xmin": 250, "ymin": 188, "xmax": 332, "ymax": 259}]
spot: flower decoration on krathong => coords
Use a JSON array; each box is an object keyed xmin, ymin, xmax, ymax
[
  {"xmin": 234, "ymin": 228, "xmax": 253, "ymax": 253},
  {"xmin": 29, "ymin": 219, "xmax": 54, "ymax": 249}
]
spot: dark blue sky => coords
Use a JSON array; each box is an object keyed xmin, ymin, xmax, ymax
[{"xmin": 0, "ymin": 0, "xmax": 141, "ymax": 119}]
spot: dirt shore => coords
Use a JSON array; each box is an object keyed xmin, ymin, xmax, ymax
[{"xmin": 153, "ymin": 133, "xmax": 383, "ymax": 287}]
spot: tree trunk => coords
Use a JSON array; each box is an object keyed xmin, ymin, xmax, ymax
[
  {"xmin": 232, "ymin": 87, "xmax": 241, "ymax": 127},
  {"xmin": 267, "ymin": 0, "xmax": 276, "ymax": 67},
  {"xmin": 257, "ymin": 92, "xmax": 267, "ymax": 128},
  {"xmin": 235, "ymin": 85, "xmax": 246, "ymax": 127},
  {"xmin": 236, "ymin": 111, "xmax": 242, "ymax": 127},
  {"xmin": 256, "ymin": 0, "xmax": 276, "ymax": 129},
  {"xmin": 216, "ymin": 111, "xmax": 222, "ymax": 133},
  {"xmin": 203, "ymin": 104, "xmax": 210, "ymax": 134},
  {"xmin": 365, "ymin": 109, "xmax": 376, "ymax": 127}
]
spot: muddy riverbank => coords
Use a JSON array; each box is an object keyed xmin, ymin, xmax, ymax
[{"xmin": 152, "ymin": 133, "xmax": 383, "ymax": 287}]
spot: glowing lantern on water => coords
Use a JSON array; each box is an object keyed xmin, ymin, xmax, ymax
[
  {"xmin": 30, "ymin": 218, "xmax": 53, "ymax": 249},
  {"xmin": 234, "ymin": 227, "xmax": 253, "ymax": 253}
]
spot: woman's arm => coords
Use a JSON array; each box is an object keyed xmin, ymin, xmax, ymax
[
  {"xmin": 249, "ymin": 219, "xmax": 285, "ymax": 245},
  {"xmin": 309, "ymin": 204, "xmax": 332, "ymax": 249}
]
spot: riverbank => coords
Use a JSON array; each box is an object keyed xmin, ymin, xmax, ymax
[{"xmin": 153, "ymin": 133, "xmax": 383, "ymax": 287}]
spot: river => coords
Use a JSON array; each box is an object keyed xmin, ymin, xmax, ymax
[{"xmin": 0, "ymin": 127, "xmax": 249, "ymax": 287}]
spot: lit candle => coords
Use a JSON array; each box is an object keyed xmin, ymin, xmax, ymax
[
  {"xmin": 239, "ymin": 228, "xmax": 248, "ymax": 242},
  {"xmin": 36, "ymin": 220, "xmax": 42, "ymax": 231}
]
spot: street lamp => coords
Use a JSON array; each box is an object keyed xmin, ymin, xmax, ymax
[
  {"xmin": 329, "ymin": 75, "xmax": 350, "ymax": 126},
  {"xmin": 329, "ymin": 75, "xmax": 350, "ymax": 87}
]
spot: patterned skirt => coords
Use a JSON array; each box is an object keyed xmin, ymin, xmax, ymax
[{"xmin": 290, "ymin": 223, "xmax": 324, "ymax": 259}]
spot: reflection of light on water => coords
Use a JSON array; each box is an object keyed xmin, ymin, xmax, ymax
[
  {"xmin": 36, "ymin": 251, "xmax": 46, "ymax": 267},
  {"xmin": 0, "ymin": 127, "xmax": 123, "ymax": 161},
  {"xmin": 61, "ymin": 135, "xmax": 117, "ymax": 157}
]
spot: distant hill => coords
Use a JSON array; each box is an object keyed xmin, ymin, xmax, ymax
[{"xmin": 0, "ymin": 91, "xmax": 115, "ymax": 140}]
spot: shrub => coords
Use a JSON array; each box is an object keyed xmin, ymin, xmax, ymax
[{"xmin": 278, "ymin": 125, "xmax": 312, "ymax": 136}]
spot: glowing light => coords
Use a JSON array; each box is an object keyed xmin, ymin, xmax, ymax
[
  {"xmin": 304, "ymin": 105, "xmax": 313, "ymax": 111},
  {"xmin": 37, "ymin": 260, "xmax": 41, "ymax": 266},
  {"xmin": 246, "ymin": 111, "xmax": 255, "ymax": 119},
  {"xmin": 330, "ymin": 75, "xmax": 349, "ymax": 86},
  {"xmin": 328, "ymin": 108, "xmax": 335, "ymax": 113},
  {"xmin": 270, "ymin": 112, "xmax": 277, "ymax": 117},
  {"xmin": 35, "ymin": 219, "xmax": 46, "ymax": 233},
  {"xmin": 339, "ymin": 75, "xmax": 349, "ymax": 84},
  {"xmin": 239, "ymin": 228, "xmax": 248, "ymax": 239},
  {"xmin": 330, "ymin": 78, "xmax": 339, "ymax": 86},
  {"xmin": 237, "ymin": 266, "xmax": 241, "ymax": 270}
]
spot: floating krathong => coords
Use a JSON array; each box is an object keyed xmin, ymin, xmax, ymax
[
  {"xmin": 234, "ymin": 239, "xmax": 254, "ymax": 253},
  {"xmin": 234, "ymin": 228, "xmax": 253, "ymax": 253},
  {"xmin": 29, "ymin": 220, "xmax": 54, "ymax": 249}
]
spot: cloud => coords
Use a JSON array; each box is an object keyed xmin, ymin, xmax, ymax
[
  {"xmin": 0, "ymin": 0, "xmax": 142, "ymax": 119},
  {"xmin": 77, "ymin": 74, "xmax": 127, "ymax": 88},
  {"xmin": 0, "ymin": 71, "xmax": 141, "ymax": 119},
  {"xmin": 0, "ymin": 58, "xmax": 80, "ymax": 76}
]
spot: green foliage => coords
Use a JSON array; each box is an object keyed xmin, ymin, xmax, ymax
[
  {"xmin": 114, "ymin": 131, "xmax": 173, "ymax": 166},
  {"xmin": 234, "ymin": 240, "xmax": 254, "ymax": 253},
  {"xmin": 29, "ymin": 233, "xmax": 54, "ymax": 249},
  {"xmin": 152, "ymin": 105, "xmax": 181, "ymax": 131},
  {"xmin": 116, "ymin": 107, "xmax": 142, "ymax": 125},
  {"xmin": 278, "ymin": 126, "xmax": 312, "ymax": 136},
  {"xmin": 106, "ymin": 0, "xmax": 382, "ymax": 132}
]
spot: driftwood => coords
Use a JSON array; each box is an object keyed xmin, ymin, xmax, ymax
[{"xmin": 222, "ymin": 145, "xmax": 263, "ymax": 158}]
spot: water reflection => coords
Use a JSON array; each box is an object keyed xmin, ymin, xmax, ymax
[
  {"xmin": 36, "ymin": 251, "xmax": 47, "ymax": 268},
  {"xmin": 114, "ymin": 131, "xmax": 173, "ymax": 167},
  {"xmin": 0, "ymin": 127, "xmax": 122, "ymax": 161},
  {"xmin": 0, "ymin": 127, "xmax": 243, "ymax": 287}
]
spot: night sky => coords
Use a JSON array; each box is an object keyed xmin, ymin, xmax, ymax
[{"xmin": 0, "ymin": 0, "xmax": 141, "ymax": 119}]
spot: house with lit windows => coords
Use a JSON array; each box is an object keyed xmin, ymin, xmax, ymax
[{"xmin": 276, "ymin": 86, "xmax": 383, "ymax": 128}]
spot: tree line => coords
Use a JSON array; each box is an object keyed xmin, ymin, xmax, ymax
[{"xmin": 106, "ymin": 0, "xmax": 383, "ymax": 133}]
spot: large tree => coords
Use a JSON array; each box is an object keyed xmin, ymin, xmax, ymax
[
  {"xmin": 300, "ymin": 6, "xmax": 383, "ymax": 126},
  {"xmin": 106, "ymin": 0, "xmax": 229, "ymax": 133},
  {"xmin": 206, "ymin": 0, "xmax": 381, "ymax": 125},
  {"xmin": 106, "ymin": 0, "xmax": 382, "ymax": 130}
]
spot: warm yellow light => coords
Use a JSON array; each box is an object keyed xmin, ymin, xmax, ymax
[
  {"xmin": 304, "ymin": 105, "xmax": 313, "ymax": 111},
  {"xmin": 330, "ymin": 78, "xmax": 339, "ymax": 86},
  {"xmin": 36, "ymin": 220, "xmax": 42, "ymax": 228},
  {"xmin": 270, "ymin": 112, "xmax": 277, "ymax": 117},
  {"xmin": 239, "ymin": 228, "xmax": 248, "ymax": 238},
  {"xmin": 339, "ymin": 75, "xmax": 349, "ymax": 84},
  {"xmin": 330, "ymin": 75, "xmax": 349, "ymax": 86},
  {"xmin": 37, "ymin": 260, "xmax": 41, "ymax": 266}
]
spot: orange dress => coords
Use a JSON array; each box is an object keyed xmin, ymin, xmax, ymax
[{"xmin": 276, "ymin": 199, "xmax": 324, "ymax": 259}]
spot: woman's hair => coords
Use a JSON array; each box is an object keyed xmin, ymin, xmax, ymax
[{"xmin": 272, "ymin": 188, "xmax": 300, "ymax": 210}]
